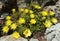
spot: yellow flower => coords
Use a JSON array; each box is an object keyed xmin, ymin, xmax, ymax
[
  {"xmin": 23, "ymin": 29, "xmax": 32, "ymax": 38},
  {"xmin": 5, "ymin": 20, "xmax": 12, "ymax": 26},
  {"xmin": 30, "ymin": 14, "xmax": 35, "ymax": 18},
  {"xmin": 24, "ymin": 9, "xmax": 29, "ymax": 13},
  {"xmin": 29, "ymin": 10, "xmax": 33, "ymax": 14},
  {"xmin": 12, "ymin": 31, "xmax": 21, "ymax": 39},
  {"xmin": 10, "ymin": 23, "xmax": 17, "ymax": 30},
  {"xmin": 41, "ymin": 11, "xmax": 48, "ymax": 16},
  {"xmin": 51, "ymin": 18, "xmax": 58, "ymax": 24},
  {"xmin": 2, "ymin": 26, "xmax": 9, "ymax": 33},
  {"xmin": 12, "ymin": 8, "xmax": 16, "ymax": 12},
  {"xmin": 19, "ymin": 8, "xmax": 24, "ymax": 12},
  {"xmin": 30, "ymin": 19, "xmax": 36, "ymax": 24},
  {"xmin": 44, "ymin": 20, "xmax": 52, "ymax": 28},
  {"xmin": 6, "ymin": 16, "xmax": 11, "ymax": 20},
  {"xmin": 18, "ymin": 18, "xmax": 25, "ymax": 24},
  {"xmin": 42, "ymin": 17, "xmax": 46, "ymax": 20},
  {"xmin": 49, "ymin": 11, "xmax": 55, "ymax": 16},
  {"xmin": 34, "ymin": 5, "xmax": 41, "ymax": 9}
]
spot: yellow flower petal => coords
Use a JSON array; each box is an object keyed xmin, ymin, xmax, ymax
[
  {"xmin": 29, "ymin": 10, "xmax": 33, "ymax": 14},
  {"xmin": 24, "ymin": 9, "xmax": 29, "ymax": 13},
  {"xmin": 12, "ymin": 31, "xmax": 21, "ymax": 39},
  {"xmin": 5, "ymin": 20, "xmax": 12, "ymax": 26},
  {"xmin": 30, "ymin": 14, "xmax": 35, "ymax": 18},
  {"xmin": 18, "ymin": 18, "xmax": 25, "ymax": 24},
  {"xmin": 41, "ymin": 11, "xmax": 48, "ymax": 16},
  {"xmin": 44, "ymin": 20, "xmax": 52, "ymax": 28},
  {"xmin": 30, "ymin": 19, "xmax": 36, "ymax": 24},
  {"xmin": 49, "ymin": 11, "xmax": 55, "ymax": 16},
  {"xmin": 6, "ymin": 16, "xmax": 11, "ymax": 20},
  {"xmin": 2, "ymin": 26, "xmax": 9, "ymax": 33},
  {"xmin": 42, "ymin": 17, "xmax": 46, "ymax": 20},
  {"xmin": 51, "ymin": 18, "xmax": 58, "ymax": 24},
  {"xmin": 33, "ymin": 5, "xmax": 41, "ymax": 9},
  {"xmin": 23, "ymin": 29, "xmax": 32, "ymax": 38},
  {"xmin": 12, "ymin": 8, "xmax": 16, "ymax": 12},
  {"xmin": 19, "ymin": 8, "xmax": 24, "ymax": 12},
  {"xmin": 10, "ymin": 23, "xmax": 17, "ymax": 30}
]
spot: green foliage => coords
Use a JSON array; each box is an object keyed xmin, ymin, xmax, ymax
[{"xmin": 2, "ymin": 3, "xmax": 58, "ymax": 38}]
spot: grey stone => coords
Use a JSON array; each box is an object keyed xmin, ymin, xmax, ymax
[
  {"xmin": 30, "ymin": 38, "xmax": 39, "ymax": 41},
  {"xmin": 0, "ymin": 35, "xmax": 28, "ymax": 41},
  {"xmin": 45, "ymin": 23, "xmax": 60, "ymax": 41},
  {"xmin": 1, "ymin": 13, "xmax": 9, "ymax": 19},
  {"xmin": 52, "ymin": 38, "xmax": 58, "ymax": 41},
  {"xmin": 43, "ymin": 0, "xmax": 60, "ymax": 20},
  {"xmin": 0, "ymin": 35, "xmax": 11, "ymax": 41},
  {"xmin": 17, "ymin": 0, "xmax": 27, "ymax": 8}
]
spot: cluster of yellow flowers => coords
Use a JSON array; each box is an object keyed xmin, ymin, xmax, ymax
[
  {"xmin": 19, "ymin": 8, "xmax": 26, "ymax": 13},
  {"xmin": 2, "ymin": 16, "xmax": 12, "ymax": 33},
  {"xmin": 41, "ymin": 10, "xmax": 58, "ymax": 28},
  {"xmin": 18, "ymin": 18, "xmax": 36, "ymax": 25},
  {"xmin": 41, "ymin": 10, "xmax": 55, "ymax": 17},
  {"xmin": 18, "ymin": 7, "xmax": 37, "ymax": 25},
  {"xmin": 2, "ymin": 4, "xmax": 58, "ymax": 39},
  {"xmin": 2, "ymin": 16, "xmax": 18, "ymax": 38},
  {"xmin": 2, "ymin": 16, "xmax": 18, "ymax": 30},
  {"xmin": 2, "ymin": 15, "xmax": 32, "ymax": 39},
  {"xmin": 19, "ymin": 8, "xmax": 34, "ymax": 14},
  {"xmin": 44, "ymin": 18, "xmax": 58, "ymax": 28}
]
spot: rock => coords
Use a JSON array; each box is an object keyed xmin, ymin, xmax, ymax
[
  {"xmin": 0, "ymin": 35, "xmax": 40, "ymax": 41},
  {"xmin": 30, "ymin": 38, "xmax": 39, "ymax": 41},
  {"xmin": 1, "ymin": 13, "xmax": 9, "ymax": 19},
  {"xmin": 0, "ymin": 35, "xmax": 11, "ymax": 41},
  {"xmin": 17, "ymin": 0, "xmax": 27, "ymax": 8},
  {"xmin": 45, "ymin": 23, "xmax": 60, "ymax": 41},
  {"xmin": 52, "ymin": 38, "xmax": 58, "ymax": 41},
  {"xmin": 43, "ymin": 0, "xmax": 60, "ymax": 22},
  {"xmin": 0, "ymin": 35, "xmax": 28, "ymax": 41}
]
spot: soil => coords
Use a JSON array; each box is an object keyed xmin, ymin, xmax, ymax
[{"xmin": 33, "ymin": 30, "xmax": 46, "ymax": 41}]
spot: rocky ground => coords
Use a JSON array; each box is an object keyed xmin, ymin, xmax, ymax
[
  {"xmin": 45, "ymin": 23, "xmax": 60, "ymax": 41},
  {"xmin": 0, "ymin": 23, "xmax": 60, "ymax": 41},
  {"xmin": 0, "ymin": 35, "xmax": 39, "ymax": 41},
  {"xmin": 0, "ymin": 0, "xmax": 60, "ymax": 41}
]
